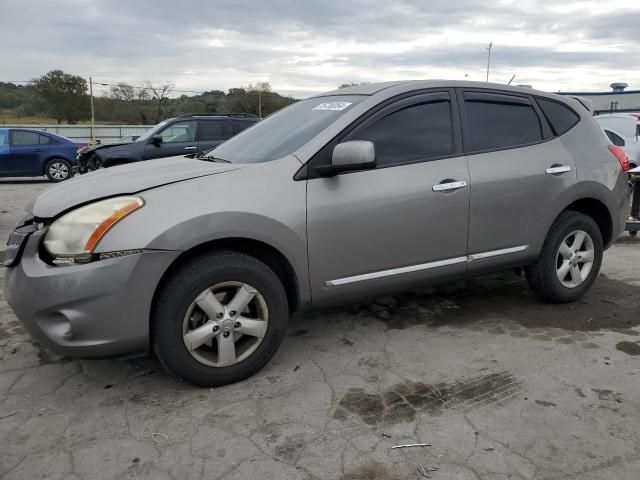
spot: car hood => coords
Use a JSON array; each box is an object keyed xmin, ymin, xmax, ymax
[
  {"xmin": 28, "ymin": 156, "xmax": 245, "ymax": 218},
  {"xmin": 77, "ymin": 142, "xmax": 132, "ymax": 155}
]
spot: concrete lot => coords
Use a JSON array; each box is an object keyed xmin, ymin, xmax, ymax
[{"xmin": 1, "ymin": 179, "xmax": 639, "ymax": 480}]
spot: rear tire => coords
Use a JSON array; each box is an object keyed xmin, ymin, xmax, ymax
[
  {"xmin": 525, "ymin": 211, "xmax": 603, "ymax": 303},
  {"xmin": 152, "ymin": 251, "xmax": 289, "ymax": 387},
  {"xmin": 45, "ymin": 159, "xmax": 72, "ymax": 182}
]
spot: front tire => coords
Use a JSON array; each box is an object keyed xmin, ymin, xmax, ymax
[
  {"xmin": 45, "ymin": 159, "xmax": 72, "ymax": 182},
  {"xmin": 152, "ymin": 251, "xmax": 289, "ymax": 387},
  {"xmin": 525, "ymin": 211, "xmax": 603, "ymax": 303}
]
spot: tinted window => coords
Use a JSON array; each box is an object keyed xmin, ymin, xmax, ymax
[
  {"xmin": 39, "ymin": 134, "xmax": 51, "ymax": 145},
  {"xmin": 351, "ymin": 100, "xmax": 453, "ymax": 167},
  {"xmin": 465, "ymin": 97, "xmax": 542, "ymax": 151},
  {"xmin": 231, "ymin": 119, "xmax": 257, "ymax": 134},
  {"xmin": 537, "ymin": 98, "xmax": 579, "ymax": 136},
  {"xmin": 158, "ymin": 120, "xmax": 196, "ymax": 143},
  {"xmin": 212, "ymin": 95, "xmax": 364, "ymax": 163},
  {"xmin": 11, "ymin": 131, "xmax": 40, "ymax": 146},
  {"xmin": 605, "ymin": 130, "xmax": 625, "ymax": 147},
  {"xmin": 0, "ymin": 128, "xmax": 8, "ymax": 146},
  {"xmin": 200, "ymin": 120, "xmax": 233, "ymax": 141}
]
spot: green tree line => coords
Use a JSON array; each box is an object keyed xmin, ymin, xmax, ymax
[{"xmin": 0, "ymin": 70, "xmax": 297, "ymax": 125}]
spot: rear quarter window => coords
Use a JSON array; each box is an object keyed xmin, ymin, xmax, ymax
[{"xmin": 536, "ymin": 98, "xmax": 579, "ymax": 136}]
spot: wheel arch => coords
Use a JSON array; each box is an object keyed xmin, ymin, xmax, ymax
[
  {"xmin": 41, "ymin": 156, "xmax": 71, "ymax": 175},
  {"xmin": 151, "ymin": 237, "xmax": 301, "ymax": 318},
  {"xmin": 561, "ymin": 197, "xmax": 613, "ymax": 246}
]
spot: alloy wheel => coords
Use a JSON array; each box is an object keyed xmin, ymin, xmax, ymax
[
  {"xmin": 555, "ymin": 229, "xmax": 595, "ymax": 288},
  {"xmin": 182, "ymin": 281, "xmax": 269, "ymax": 367},
  {"xmin": 49, "ymin": 162, "xmax": 69, "ymax": 180}
]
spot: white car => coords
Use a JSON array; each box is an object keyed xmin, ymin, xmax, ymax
[{"xmin": 595, "ymin": 113, "xmax": 640, "ymax": 168}]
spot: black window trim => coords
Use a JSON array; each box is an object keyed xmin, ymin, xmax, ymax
[
  {"xmin": 295, "ymin": 88, "xmax": 464, "ymax": 180},
  {"xmin": 533, "ymin": 96, "xmax": 581, "ymax": 137},
  {"xmin": 456, "ymin": 88, "xmax": 554, "ymax": 157}
]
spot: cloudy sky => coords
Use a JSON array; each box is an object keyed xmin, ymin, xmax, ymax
[{"xmin": 3, "ymin": 0, "xmax": 639, "ymax": 98}]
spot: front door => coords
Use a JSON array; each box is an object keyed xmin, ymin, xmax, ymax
[
  {"xmin": 143, "ymin": 120, "xmax": 198, "ymax": 159},
  {"xmin": 459, "ymin": 90, "xmax": 577, "ymax": 272},
  {"xmin": 306, "ymin": 92, "xmax": 470, "ymax": 305}
]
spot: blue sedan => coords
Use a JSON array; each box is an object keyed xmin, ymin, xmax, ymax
[{"xmin": 0, "ymin": 128, "xmax": 79, "ymax": 182}]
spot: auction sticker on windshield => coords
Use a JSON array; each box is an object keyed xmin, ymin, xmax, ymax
[{"xmin": 313, "ymin": 102, "xmax": 352, "ymax": 111}]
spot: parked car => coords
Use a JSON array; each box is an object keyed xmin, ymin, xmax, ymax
[
  {"xmin": 0, "ymin": 128, "xmax": 79, "ymax": 182},
  {"xmin": 595, "ymin": 113, "xmax": 640, "ymax": 168},
  {"xmin": 76, "ymin": 113, "xmax": 259, "ymax": 172},
  {"xmin": 5, "ymin": 81, "xmax": 630, "ymax": 387}
]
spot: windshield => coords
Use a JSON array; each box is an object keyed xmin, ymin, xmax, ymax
[
  {"xmin": 210, "ymin": 95, "xmax": 365, "ymax": 163},
  {"xmin": 136, "ymin": 119, "xmax": 171, "ymax": 142}
]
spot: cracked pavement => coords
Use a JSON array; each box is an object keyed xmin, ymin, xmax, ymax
[{"xmin": 1, "ymin": 179, "xmax": 640, "ymax": 479}]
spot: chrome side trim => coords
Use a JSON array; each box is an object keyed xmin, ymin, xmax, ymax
[
  {"xmin": 545, "ymin": 165, "xmax": 571, "ymax": 174},
  {"xmin": 468, "ymin": 245, "xmax": 529, "ymax": 261},
  {"xmin": 325, "ymin": 256, "xmax": 468, "ymax": 287}
]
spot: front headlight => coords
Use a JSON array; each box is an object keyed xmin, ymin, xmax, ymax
[{"xmin": 43, "ymin": 196, "xmax": 144, "ymax": 263}]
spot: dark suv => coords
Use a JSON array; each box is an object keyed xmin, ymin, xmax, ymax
[{"xmin": 76, "ymin": 113, "xmax": 258, "ymax": 172}]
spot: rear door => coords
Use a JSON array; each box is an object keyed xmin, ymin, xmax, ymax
[
  {"xmin": 459, "ymin": 90, "xmax": 577, "ymax": 273},
  {"xmin": 8, "ymin": 130, "xmax": 43, "ymax": 175},
  {"xmin": 143, "ymin": 120, "xmax": 198, "ymax": 159},
  {"xmin": 197, "ymin": 119, "xmax": 234, "ymax": 153}
]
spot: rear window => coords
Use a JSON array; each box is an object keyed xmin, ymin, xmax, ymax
[
  {"xmin": 465, "ymin": 96, "xmax": 542, "ymax": 151},
  {"xmin": 200, "ymin": 120, "xmax": 233, "ymax": 141},
  {"xmin": 537, "ymin": 98, "xmax": 579, "ymax": 136},
  {"xmin": 605, "ymin": 130, "xmax": 625, "ymax": 147}
]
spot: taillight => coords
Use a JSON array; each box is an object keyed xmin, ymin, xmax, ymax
[{"xmin": 608, "ymin": 145, "xmax": 629, "ymax": 172}]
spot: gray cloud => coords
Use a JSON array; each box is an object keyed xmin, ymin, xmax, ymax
[{"xmin": 2, "ymin": 0, "xmax": 638, "ymax": 96}]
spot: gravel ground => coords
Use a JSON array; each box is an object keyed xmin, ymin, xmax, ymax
[{"xmin": 1, "ymin": 180, "xmax": 639, "ymax": 480}]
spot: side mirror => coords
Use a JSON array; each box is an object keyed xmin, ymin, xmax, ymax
[
  {"xmin": 315, "ymin": 140, "xmax": 376, "ymax": 177},
  {"xmin": 150, "ymin": 135, "xmax": 163, "ymax": 146}
]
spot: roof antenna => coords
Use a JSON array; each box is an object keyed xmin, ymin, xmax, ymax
[{"xmin": 507, "ymin": 74, "xmax": 516, "ymax": 85}]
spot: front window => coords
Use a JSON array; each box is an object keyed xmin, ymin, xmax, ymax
[
  {"xmin": 156, "ymin": 120, "xmax": 197, "ymax": 143},
  {"xmin": 211, "ymin": 95, "xmax": 365, "ymax": 163},
  {"xmin": 136, "ymin": 119, "xmax": 171, "ymax": 142}
]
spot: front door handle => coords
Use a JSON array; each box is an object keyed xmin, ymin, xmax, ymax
[
  {"xmin": 432, "ymin": 180, "xmax": 467, "ymax": 192},
  {"xmin": 184, "ymin": 146, "xmax": 197, "ymax": 150},
  {"xmin": 546, "ymin": 165, "xmax": 571, "ymax": 174}
]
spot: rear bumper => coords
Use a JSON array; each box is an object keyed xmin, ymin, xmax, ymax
[{"xmin": 4, "ymin": 232, "xmax": 180, "ymax": 357}]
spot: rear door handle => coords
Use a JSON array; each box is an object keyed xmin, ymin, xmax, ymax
[
  {"xmin": 33, "ymin": 148, "xmax": 42, "ymax": 152},
  {"xmin": 546, "ymin": 165, "xmax": 571, "ymax": 174},
  {"xmin": 432, "ymin": 180, "xmax": 467, "ymax": 192},
  {"xmin": 184, "ymin": 146, "xmax": 197, "ymax": 150}
]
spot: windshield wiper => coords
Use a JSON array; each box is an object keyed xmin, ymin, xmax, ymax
[{"xmin": 201, "ymin": 156, "xmax": 231, "ymax": 163}]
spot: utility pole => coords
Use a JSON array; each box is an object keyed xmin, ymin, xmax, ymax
[
  {"xmin": 258, "ymin": 90, "xmax": 262, "ymax": 118},
  {"xmin": 89, "ymin": 76, "xmax": 96, "ymax": 144},
  {"xmin": 486, "ymin": 42, "xmax": 493, "ymax": 82}
]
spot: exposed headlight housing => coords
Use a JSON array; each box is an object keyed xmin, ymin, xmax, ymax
[{"xmin": 43, "ymin": 196, "xmax": 144, "ymax": 264}]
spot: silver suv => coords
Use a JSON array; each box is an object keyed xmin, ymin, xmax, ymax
[{"xmin": 4, "ymin": 81, "xmax": 630, "ymax": 386}]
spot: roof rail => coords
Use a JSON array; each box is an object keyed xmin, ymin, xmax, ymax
[{"xmin": 177, "ymin": 112, "xmax": 259, "ymax": 119}]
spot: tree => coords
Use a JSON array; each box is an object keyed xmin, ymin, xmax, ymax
[
  {"xmin": 144, "ymin": 81, "xmax": 174, "ymax": 123},
  {"xmin": 33, "ymin": 70, "xmax": 89, "ymax": 124},
  {"xmin": 109, "ymin": 83, "xmax": 152, "ymax": 123}
]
